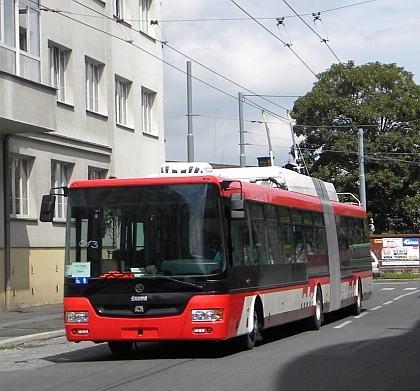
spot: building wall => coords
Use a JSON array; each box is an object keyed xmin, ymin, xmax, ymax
[
  {"xmin": 8, "ymin": 248, "xmax": 64, "ymax": 308},
  {"xmin": 1, "ymin": 0, "xmax": 165, "ymax": 310}
]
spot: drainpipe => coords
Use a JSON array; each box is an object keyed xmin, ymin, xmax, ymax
[{"xmin": 3, "ymin": 135, "xmax": 11, "ymax": 310}]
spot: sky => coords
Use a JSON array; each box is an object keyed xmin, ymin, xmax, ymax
[{"xmin": 158, "ymin": 0, "xmax": 420, "ymax": 167}]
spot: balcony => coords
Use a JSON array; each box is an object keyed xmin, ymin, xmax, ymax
[{"xmin": 0, "ymin": 71, "xmax": 57, "ymax": 134}]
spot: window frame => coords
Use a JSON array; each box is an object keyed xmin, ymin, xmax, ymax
[
  {"xmin": 141, "ymin": 88, "xmax": 156, "ymax": 135},
  {"xmin": 51, "ymin": 160, "xmax": 70, "ymax": 220},
  {"xmin": 88, "ymin": 167, "xmax": 107, "ymax": 180},
  {"xmin": 113, "ymin": 0, "xmax": 124, "ymax": 20},
  {"xmin": 115, "ymin": 77, "xmax": 131, "ymax": 126},
  {"xmin": 140, "ymin": 0, "xmax": 152, "ymax": 35},
  {"xmin": 49, "ymin": 44, "xmax": 68, "ymax": 102},
  {"xmin": 10, "ymin": 155, "xmax": 29, "ymax": 216},
  {"xmin": 0, "ymin": 0, "xmax": 40, "ymax": 82},
  {"xmin": 85, "ymin": 59, "xmax": 102, "ymax": 113}
]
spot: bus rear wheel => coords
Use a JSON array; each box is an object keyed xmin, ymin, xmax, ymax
[
  {"xmin": 108, "ymin": 341, "xmax": 133, "ymax": 354},
  {"xmin": 351, "ymin": 282, "xmax": 362, "ymax": 316},
  {"xmin": 308, "ymin": 287, "xmax": 322, "ymax": 330}
]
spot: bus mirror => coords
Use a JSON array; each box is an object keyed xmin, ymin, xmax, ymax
[
  {"xmin": 40, "ymin": 194, "xmax": 56, "ymax": 222},
  {"xmin": 231, "ymin": 193, "xmax": 245, "ymax": 219}
]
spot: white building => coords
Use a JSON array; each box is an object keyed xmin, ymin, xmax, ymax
[{"xmin": 0, "ymin": 0, "xmax": 165, "ymax": 310}]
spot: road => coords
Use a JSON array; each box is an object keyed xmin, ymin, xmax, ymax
[{"xmin": 0, "ymin": 280, "xmax": 419, "ymax": 391}]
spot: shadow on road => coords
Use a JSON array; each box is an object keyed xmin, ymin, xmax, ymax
[
  {"xmin": 276, "ymin": 318, "xmax": 420, "ymax": 391},
  {"xmin": 45, "ymin": 307, "xmax": 360, "ymax": 364}
]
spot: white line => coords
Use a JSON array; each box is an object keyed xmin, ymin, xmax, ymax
[
  {"xmin": 334, "ymin": 320, "xmax": 352, "ymax": 329},
  {"xmin": 404, "ymin": 288, "xmax": 417, "ymax": 291},
  {"xmin": 354, "ymin": 312, "xmax": 368, "ymax": 319},
  {"xmin": 394, "ymin": 290, "xmax": 420, "ymax": 301},
  {"xmin": 370, "ymin": 306, "xmax": 382, "ymax": 311},
  {"xmin": 383, "ymin": 301, "xmax": 393, "ymax": 305},
  {"xmin": 381, "ymin": 288, "xmax": 395, "ymax": 291}
]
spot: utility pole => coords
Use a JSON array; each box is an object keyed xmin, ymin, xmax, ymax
[
  {"xmin": 187, "ymin": 61, "xmax": 194, "ymax": 162},
  {"xmin": 287, "ymin": 111, "xmax": 298, "ymax": 162},
  {"xmin": 358, "ymin": 128, "xmax": 367, "ymax": 210},
  {"xmin": 238, "ymin": 92, "xmax": 246, "ymax": 167}
]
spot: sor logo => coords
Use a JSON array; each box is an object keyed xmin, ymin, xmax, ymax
[{"xmin": 135, "ymin": 283, "xmax": 145, "ymax": 293}]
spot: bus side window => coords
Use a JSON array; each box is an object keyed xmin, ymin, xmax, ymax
[
  {"xmin": 266, "ymin": 220, "xmax": 281, "ymax": 264},
  {"xmin": 231, "ymin": 220, "xmax": 248, "ymax": 266},
  {"xmin": 281, "ymin": 224, "xmax": 294, "ymax": 263}
]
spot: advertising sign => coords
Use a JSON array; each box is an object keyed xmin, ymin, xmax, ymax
[{"xmin": 381, "ymin": 237, "xmax": 420, "ymax": 266}]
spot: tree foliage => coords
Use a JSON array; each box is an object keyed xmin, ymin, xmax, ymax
[{"xmin": 291, "ymin": 61, "xmax": 420, "ymax": 234}]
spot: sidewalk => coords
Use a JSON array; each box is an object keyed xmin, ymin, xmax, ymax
[{"xmin": 0, "ymin": 304, "xmax": 65, "ymax": 349}]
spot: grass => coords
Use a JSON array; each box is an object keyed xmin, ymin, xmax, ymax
[{"xmin": 376, "ymin": 272, "xmax": 420, "ymax": 280}]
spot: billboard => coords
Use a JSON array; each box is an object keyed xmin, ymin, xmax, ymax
[{"xmin": 381, "ymin": 237, "xmax": 420, "ymax": 266}]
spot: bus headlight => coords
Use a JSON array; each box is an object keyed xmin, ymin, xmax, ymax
[
  {"xmin": 191, "ymin": 309, "xmax": 223, "ymax": 321},
  {"xmin": 66, "ymin": 311, "xmax": 89, "ymax": 323}
]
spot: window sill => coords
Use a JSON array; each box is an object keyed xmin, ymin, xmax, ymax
[
  {"xmin": 86, "ymin": 109, "xmax": 108, "ymax": 121},
  {"xmin": 52, "ymin": 218, "xmax": 67, "ymax": 225},
  {"xmin": 140, "ymin": 30, "xmax": 157, "ymax": 43},
  {"xmin": 116, "ymin": 123, "xmax": 134, "ymax": 132},
  {"xmin": 57, "ymin": 100, "xmax": 75, "ymax": 111},
  {"xmin": 143, "ymin": 131, "xmax": 159, "ymax": 139},
  {"xmin": 10, "ymin": 215, "xmax": 38, "ymax": 222}
]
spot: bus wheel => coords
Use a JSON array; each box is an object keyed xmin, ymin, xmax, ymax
[
  {"xmin": 108, "ymin": 341, "xmax": 133, "ymax": 354},
  {"xmin": 238, "ymin": 307, "xmax": 260, "ymax": 350},
  {"xmin": 308, "ymin": 287, "xmax": 322, "ymax": 330},
  {"xmin": 351, "ymin": 282, "xmax": 362, "ymax": 316}
]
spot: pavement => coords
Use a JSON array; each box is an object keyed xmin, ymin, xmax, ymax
[{"xmin": 0, "ymin": 303, "xmax": 65, "ymax": 349}]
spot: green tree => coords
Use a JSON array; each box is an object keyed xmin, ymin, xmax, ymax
[{"xmin": 291, "ymin": 61, "xmax": 420, "ymax": 234}]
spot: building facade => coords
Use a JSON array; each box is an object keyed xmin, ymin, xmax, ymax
[{"xmin": 0, "ymin": 0, "xmax": 165, "ymax": 310}]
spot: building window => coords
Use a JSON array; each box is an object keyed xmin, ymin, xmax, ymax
[
  {"xmin": 88, "ymin": 167, "xmax": 107, "ymax": 180},
  {"xmin": 51, "ymin": 161, "xmax": 69, "ymax": 219},
  {"xmin": 49, "ymin": 45, "xmax": 68, "ymax": 102},
  {"xmin": 0, "ymin": 0, "xmax": 40, "ymax": 82},
  {"xmin": 115, "ymin": 78, "xmax": 130, "ymax": 126},
  {"xmin": 142, "ymin": 88, "xmax": 155, "ymax": 134},
  {"xmin": 113, "ymin": 0, "xmax": 124, "ymax": 20},
  {"xmin": 0, "ymin": 0, "xmax": 15, "ymax": 47},
  {"xmin": 140, "ymin": 0, "xmax": 152, "ymax": 34},
  {"xmin": 10, "ymin": 156, "xmax": 29, "ymax": 216},
  {"xmin": 85, "ymin": 60, "xmax": 101, "ymax": 112}
]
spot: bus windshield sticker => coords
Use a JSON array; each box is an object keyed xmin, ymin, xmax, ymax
[{"xmin": 71, "ymin": 262, "xmax": 91, "ymax": 278}]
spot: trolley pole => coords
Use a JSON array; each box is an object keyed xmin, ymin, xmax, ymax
[
  {"xmin": 238, "ymin": 92, "xmax": 246, "ymax": 167},
  {"xmin": 358, "ymin": 128, "xmax": 367, "ymax": 210}
]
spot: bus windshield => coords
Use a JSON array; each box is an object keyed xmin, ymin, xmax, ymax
[{"xmin": 65, "ymin": 183, "xmax": 225, "ymax": 279}]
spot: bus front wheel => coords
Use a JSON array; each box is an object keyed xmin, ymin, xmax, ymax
[{"xmin": 238, "ymin": 307, "xmax": 261, "ymax": 350}]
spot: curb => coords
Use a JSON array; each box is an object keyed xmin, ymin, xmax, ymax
[{"xmin": 0, "ymin": 330, "xmax": 65, "ymax": 349}]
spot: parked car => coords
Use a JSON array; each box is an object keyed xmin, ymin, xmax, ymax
[{"xmin": 371, "ymin": 251, "xmax": 381, "ymax": 277}]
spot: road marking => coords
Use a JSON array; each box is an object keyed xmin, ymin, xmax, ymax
[
  {"xmin": 404, "ymin": 288, "xmax": 417, "ymax": 291},
  {"xmin": 370, "ymin": 306, "xmax": 382, "ymax": 311},
  {"xmin": 381, "ymin": 288, "xmax": 395, "ymax": 291},
  {"xmin": 355, "ymin": 312, "xmax": 368, "ymax": 319},
  {"xmin": 383, "ymin": 301, "xmax": 393, "ymax": 305},
  {"xmin": 394, "ymin": 290, "xmax": 420, "ymax": 301},
  {"xmin": 334, "ymin": 320, "xmax": 352, "ymax": 329}
]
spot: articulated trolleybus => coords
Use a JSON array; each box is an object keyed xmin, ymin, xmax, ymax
[{"xmin": 40, "ymin": 162, "xmax": 372, "ymax": 353}]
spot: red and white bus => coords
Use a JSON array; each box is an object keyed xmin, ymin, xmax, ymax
[{"xmin": 41, "ymin": 163, "xmax": 372, "ymax": 353}]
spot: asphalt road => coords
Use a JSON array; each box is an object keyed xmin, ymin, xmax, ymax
[{"xmin": 0, "ymin": 280, "xmax": 419, "ymax": 391}]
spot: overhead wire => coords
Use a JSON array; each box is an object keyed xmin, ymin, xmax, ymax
[
  {"xmin": 229, "ymin": 0, "xmax": 318, "ymax": 78},
  {"xmin": 283, "ymin": 0, "xmax": 342, "ymax": 64}
]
